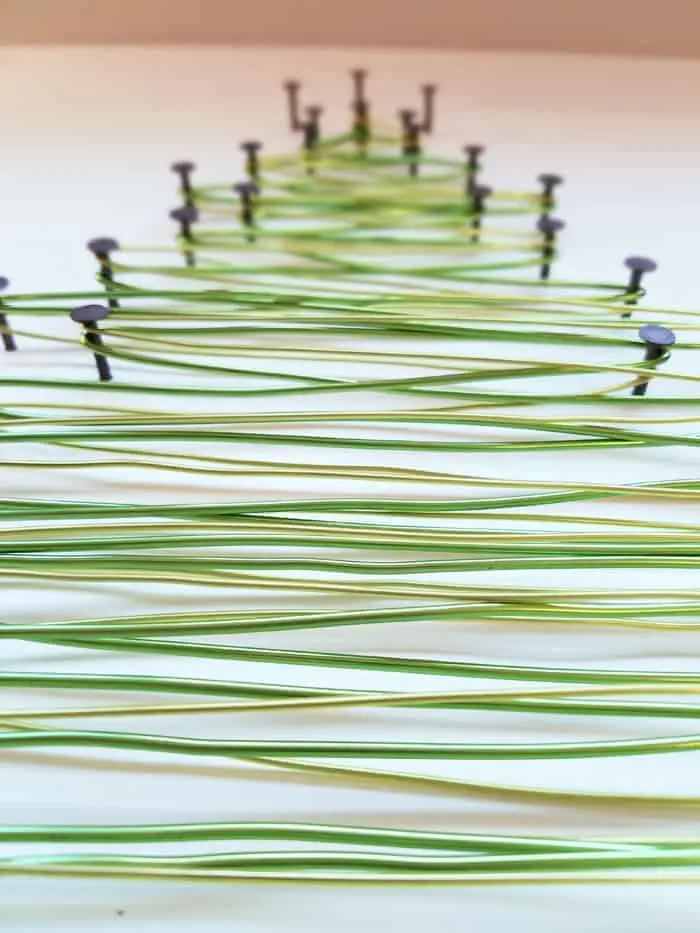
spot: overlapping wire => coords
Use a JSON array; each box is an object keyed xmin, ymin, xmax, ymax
[{"xmin": 1, "ymin": 103, "xmax": 699, "ymax": 886}]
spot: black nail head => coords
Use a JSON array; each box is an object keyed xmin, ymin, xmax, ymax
[
  {"xmin": 233, "ymin": 182, "xmax": 259, "ymax": 196},
  {"xmin": 0, "ymin": 277, "xmax": 8, "ymax": 292},
  {"xmin": 625, "ymin": 256, "xmax": 658, "ymax": 274},
  {"xmin": 639, "ymin": 323, "xmax": 675, "ymax": 348},
  {"xmin": 472, "ymin": 184, "xmax": 493, "ymax": 199},
  {"xmin": 537, "ymin": 216, "xmax": 566, "ymax": 235},
  {"xmin": 538, "ymin": 173, "xmax": 564, "ymax": 187},
  {"xmin": 170, "ymin": 206, "xmax": 199, "ymax": 223},
  {"xmin": 464, "ymin": 145, "xmax": 485, "ymax": 157},
  {"xmin": 70, "ymin": 304, "xmax": 110, "ymax": 324},
  {"xmin": 240, "ymin": 141, "xmax": 262, "ymax": 153},
  {"xmin": 171, "ymin": 161, "xmax": 196, "ymax": 174},
  {"xmin": 87, "ymin": 237, "xmax": 119, "ymax": 256}
]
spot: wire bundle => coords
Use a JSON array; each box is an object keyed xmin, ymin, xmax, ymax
[{"xmin": 1, "ymin": 83, "xmax": 699, "ymax": 887}]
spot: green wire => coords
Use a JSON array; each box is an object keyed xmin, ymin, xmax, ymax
[{"xmin": 2, "ymin": 115, "xmax": 699, "ymax": 890}]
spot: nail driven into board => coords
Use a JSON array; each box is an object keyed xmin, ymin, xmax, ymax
[
  {"xmin": 283, "ymin": 80, "xmax": 303, "ymax": 131},
  {"xmin": 537, "ymin": 216, "xmax": 565, "ymax": 281},
  {"xmin": 350, "ymin": 69, "xmax": 371, "ymax": 153},
  {"xmin": 169, "ymin": 205, "xmax": 199, "ymax": 268},
  {"xmin": 398, "ymin": 109, "xmax": 416, "ymax": 146},
  {"xmin": 171, "ymin": 161, "xmax": 196, "ymax": 208},
  {"xmin": 464, "ymin": 144, "xmax": 485, "ymax": 197},
  {"xmin": 233, "ymin": 181, "xmax": 259, "ymax": 242},
  {"xmin": 538, "ymin": 173, "xmax": 564, "ymax": 218},
  {"xmin": 632, "ymin": 323, "xmax": 675, "ymax": 397},
  {"xmin": 398, "ymin": 109, "xmax": 421, "ymax": 177},
  {"xmin": 622, "ymin": 256, "xmax": 658, "ymax": 319},
  {"xmin": 302, "ymin": 106, "xmax": 323, "ymax": 175},
  {"xmin": 86, "ymin": 238, "xmax": 120, "ymax": 309},
  {"xmin": 470, "ymin": 184, "xmax": 492, "ymax": 243},
  {"xmin": 351, "ymin": 68, "xmax": 367, "ymax": 102},
  {"xmin": 70, "ymin": 304, "xmax": 112, "ymax": 382},
  {"xmin": 419, "ymin": 83, "xmax": 437, "ymax": 133},
  {"xmin": 241, "ymin": 141, "xmax": 262, "ymax": 183},
  {"xmin": 0, "ymin": 277, "xmax": 17, "ymax": 352},
  {"xmin": 306, "ymin": 106, "xmax": 323, "ymax": 143}
]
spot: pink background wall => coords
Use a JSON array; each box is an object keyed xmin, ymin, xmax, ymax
[{"xmin": 2, "ymin": 0, "xmax": 700, "ymax": 58}]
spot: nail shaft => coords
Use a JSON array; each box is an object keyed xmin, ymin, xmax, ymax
[
  {"xmin": 470, "ymin": 184, "xmax": 492, "ymax": 243},
  {"xmin": 399, "ymin": 110, "xmax": 421, "ymax": 176},
  {"xmin": 87, "ymin": 239, "xmax": 120, "ymax": 309},
  {"xmin": 284, "ymin": 81, "xmax": 303, "ymax": 131},
  {"xmin": 464, "ymin": 145, "xmax": 484, "ymax": 197},
  {"xmin": 241, "ymin": 141, "xmax": 262, "ymax": 183},
  {"xmin": 538, "ymin": 173, "xmax": 563, "ymax": 219},
  {"xmin": 70, "ymin": 305, "xmax": 112, "ymax": 382},
  {"xmin": 622, "ymin": 256, "xmax": 657, "ymax": 319},
  {"xmin": 85, "ymin": 329, "xmax": 112, "ymax": 382},
  {"xmin": 536, "ymin": 217, "xmax": 565, "ymax": 281},
  {"xmin": 632, "ymin": 324, "xmax": 675, "ymax": 397},
  {"xmin": 623, "ymin": 270, "xmax": 643, "ymax": 319},
  {"xmin": 351, "ymin": 71, "xmax": 371, "ymax": 153},
  {"xmin": 420, "ymin": 84, "xmax": 437, "ymax": 133},
  {"xmin": 302, "ymin": 106, "xmax": 322, "ymax": 175},
  {"xmin": 351, "ymin": 69, "xmax": 367, "ymax": 103},
  {"xmin": 171, "ymin": 162, "xmax": 196, "ymax": 208},
  {"xmin": 169, "ymin": 207, "xmax": 199, "ymax": 268},
  {"xmin": 0, "ymin": 278, "xmax": 16, "ymax": 351},
  {"xmin": 233, "ymin": 183, "xmax": 258, "ymax": 243}
]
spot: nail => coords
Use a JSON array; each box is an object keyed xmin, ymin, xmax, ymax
[
  {"xmin": 398, "ymin": 108, "xmax": 416, "ymax": 135},
  {"xmin": 470, "ymin": 183, "xmax": 492, "ymax": 243},
  {"xmin": 169, "ymin": 205, "xmax": 198, "ymax": 239},
  {"xmin": 306, "ymin": 106, "xmax": 323, "ymax": 143},
  {"xmin": 70, "ymin": 304, "xmax": 112, "ymax": 382},
  {"xmin": 350, "ymin": 69, "xmax": 370, "ymax": 151},
  {"xmin": 464, "ymin": 144, "xmax": 485, "ymax": 196},
  {"xmin": 351, "ymin": 68, "xmax": 367, "ymax": 103},
  {"xmin": 233, "ymin": 181, "xmax": 259, "ymax": 241},
  {"xmin": 302, "ymin": 106, "xmax": 323, "ymax": 174},
  {"xmin": 622, "ymin": 256, "xmax": 657, "ymax": 318},
  {"xmin": 169, "ymin": 205, "xmax": 199, "ymax": 267},
  {"xmin": 537, "ymin": 173, "xmax": 563, "ymax": 215},
  {"xmin": 536, "ymin": 216, "xmax": 565, "ymax": 281},
  {"xmin": 420, "ymin": 83, "xmax": 437, "ymax": 133},
  {"xmin": 283, "ymin": 80, "xmax": 302, "ymax": 131},
  {"xmin": 398, "ymin": 109, "xmax": 421, "ymax": 176},
  {"xmin": 87, "ymin": 237, "xmax": 120, "ymax": 309},
  {"xmin": 240, "ymin": 141, "xmax": 262, "ymax": 183},
  {"xmin": 171, "ymin": 161, "xmax": 196, "ymax": 207},
  {"xmin": 632, "ymin": 323, "xmax": 675, "ymax": 397},
  {"xmin": 0, "ymin": 277, "xmax": 17, "ymax": 351}
]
